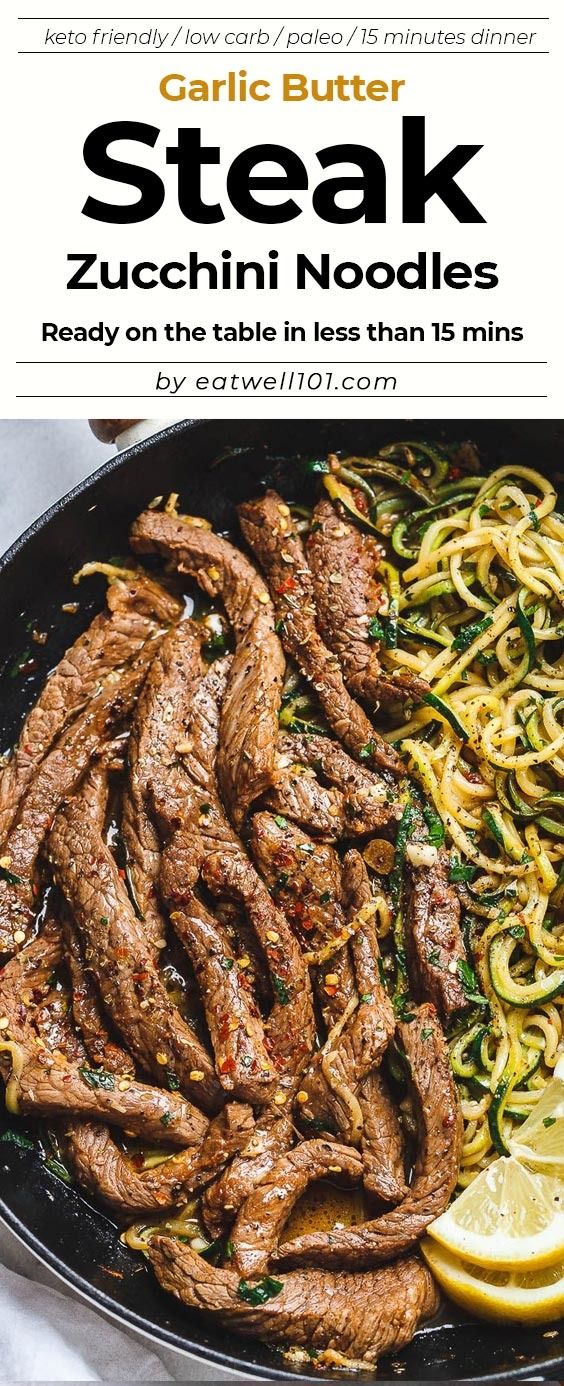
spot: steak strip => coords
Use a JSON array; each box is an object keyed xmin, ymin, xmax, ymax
[
  {"xmin": 231, "ymin": 1139, "xmax": 362, "ymax": 1277},
  {"xmin": 249, "ymin": 811, "xmax": 355, "ymax": 1031},
  {"xmin": 62, "ymin": 914, "xmax": 133, "ymax": 1077},
  {"xmin": 130, "ymin": 510, "xmax": 285, "ymax": 827},
  {"xmin": 306, "ymin": 498, "xmax": 429, "ymax": 708},
  {"xmin": 202, "ymin": 1112, "xmax": 294, "ymax": 1240},
  {"xmin": 66, "ymin": 1102, "xmax": 254, "ymax": 1218},
  {"xmin": 359, "ymin": 1069, "xmax": 407, "ymax": 1205},
  {"xmin": 267, "ymin": 733, "xmax": 400, "ymax": 840},
  {"xmin": 298, "ymin": 851, "xmax": 396, "ymax": 1144},
  {"xmin": 0, "ymin": 572, "xmax": 181, "ymax": 844},
  {"xmin": 148, "ymin": 1238, "xmax": 439, "ymax": 1367},
  {"xmin": 153, "ymin": 658, "xmax": 315, "ymax": 1084},
  {"xmin": 48, "ymin": 763, "xmax": 223, "ymax": 1112},
  {"xmin": 405, "ymin": 850, "xmax": 467, "ymax": 1023},
  {"xmin": 0, "ymin": 645, "xmax": 160, "ymax": 956},
  {"xmin": 0, "ymin": 924, "xmax": 208, "ymax": 1147},
  {"xmin": 155, "ymin": 770, "xmax": 277, "ymax": 1104},
  {"xmin": 275, "ymin": 1003, "xmax": 462, "ymax": 1269},
  {"xmin": 238, "ymin": 491, "xmax": 402, "ymax": 775},
  {"xmin": 121, "ymin": 619, "xmax": 203, "ymax": 957}
]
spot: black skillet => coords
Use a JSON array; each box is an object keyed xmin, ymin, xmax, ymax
[{"xmin": 0, "ymin": 418, "xmax": 563, "ymax": 1382}]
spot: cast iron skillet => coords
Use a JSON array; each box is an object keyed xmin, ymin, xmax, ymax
[{"xmin": 0, "ymin": 419, "xmax": 563, "ymax": 1382}]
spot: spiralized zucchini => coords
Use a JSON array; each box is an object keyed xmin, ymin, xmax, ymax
[{"xmin": 322, "ymin": 452, "xmax": 564, "ymax": 1183}]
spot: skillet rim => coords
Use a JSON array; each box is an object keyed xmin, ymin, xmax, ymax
[{"xmin": 0, "ymin": 417, "xmax": 562, "ymax": 1383}]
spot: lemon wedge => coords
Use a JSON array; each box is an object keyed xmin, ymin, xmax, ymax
[
  {"xmin": 509, "ymin": 1055, "xmax": 564, "ymax": 1176},
  {"xmin": 426, "ymin": 1156, "xmax": 564, "ymax": 1270},
  {"xmin": 422, "ymin": 1239, "xmax": 564, "ymax": 1325}
]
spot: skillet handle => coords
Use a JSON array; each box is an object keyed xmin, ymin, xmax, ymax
[{"xmin": 89, "ymin": 419, "xmax": 142, "ymax": 443}]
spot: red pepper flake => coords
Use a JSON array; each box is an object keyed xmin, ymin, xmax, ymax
[
  {"xmin": 219, "ymin": 1056, "xmax": 236, "ymax": 1075},
  {"xmin": 100, "ymin": 1266, "xmax": 124, "ymax": 1279},
  {"xmin": 218, "ymin": 1014, "xmax": 231, "ymax": 1043},
  {"xmin": 118, "ymin": 868, "xmax": 126, "ymax": 880},
  {"xmin": 324, "ymin": 983, "xmax": 338, "ymax": 997},
  {"xmin": 275, "ymin": 577, "xmax": 296, "ymax": 595},
  {"xmin": 352, "ymin": 488, "xmax": 368, "ymax": 514}
]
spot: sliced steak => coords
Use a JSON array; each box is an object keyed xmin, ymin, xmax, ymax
[
  {"xmin": 0, "ymin": 925, "xmax": 208, "ymax": 1146},
  {"xmin": 306, "ymin": 498, "xmax": 429, "ymax": 708},
  {"xmin": 405, "ymin": 850, "xmax": 467, "ymax": 1023},
  {"xmin": 231, "ymin": 1138, "xmax": 362, "ymax": 1277},
  {"xmin": 202, "ymin": 1112, "xmax": 294, "ymax": 1239},
  {"xmin": 154, "ymin": 659, "xmax": 315, "ymax": 1083},
  {"xmin": 155, "ymin": 773, "xmax": 277, "ymax": 1103},
  {"xmin": 267, "ymin": 733, "xmax": 401, "ymax": 839},
  {"xmin": 0, "ymin": 649, "xmax": 158, "ymax": 957},
  {"xmin": 148, "ymin": 1238, "xmax": 439, "ymax": 1367},
  {"xmin": 218, "ymin": 607, "xmax": 285, "ymax": 828},
  {"xmin": 121, "ymin": 619, "xmax": 204, "ymax": 956},
  {"xmin": 0, "ymin": 572, "xmax": 181, "ymax": 845},
  {"xmin": 275, "ymin": 1003, "xmax": 462, "ymax": 1268},
  {"xmin": 48, "ymin": 763, "xmax": 223, "ymax": 1112},
  {"xmin": 359, "ymin": 1069, "xmax": 407, "ymax": 1205},
  {"xmin": 62, "ymin": 914, "xmax": 132, "ymax": 1077},
  {"xmin": 66, "ymin": 1102, "xmax": 253, "ymax": 1217},
  {"xmin": 297, "ymin": 851, "xmax": 395, "ymax": 1142},
  {"xmin": 130, "ymin": 510, "xmax": 284, "ymax": 826},
  {"xmin": 249, "ymin": 811, "xmax": 355, "ymax": 1029},
  {"xmin": 238, "ymin": 492, "xmax": 402, "ymax": 775},
  {"xmin": 130, "ymin": 511, "xmax": 268, "ymax": 637}
]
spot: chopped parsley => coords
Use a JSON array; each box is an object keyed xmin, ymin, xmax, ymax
[
  {"xmin": 452, "ymin": 615, "xmax": 493, "ymax": 652},
  {"xmin": 421, "ymin": 1026, "xmax": 434, "ymax": 1040},
  {"xmin": 359, "ymin": 992, "xmax": 373, "ymax": 1004},
  {"xmin": 45, "ymin": 1156, "xmax": 73, "ymax": 1185},
  {"xmin": 220, "ymin": 956, "xmax": 234, "ymax": 971},
  {"xmin": 508, "ymin": 924, "xmax": 526, "ymax": 940},
  {"xmin": 457, "ymin": 959, "xmax": 488, "ymax": 1007},
  {"xmin": 359, "ymin": 740, "xmax": 377, "ymax": 760},
  {"xmin": 202, "ymin": 1236, "xmax": 234, "ymax": 1266},
  {"xmin": 78, "ymin": 1066, "xmax": 115, "ymax": 1091},
  {"xmin": 0, "ymin": 1127, "xmax": 34, "ymax": 1149},
  {"xmin": 272, "ymin": 974, "xmax": 290, "ymax": 1005},
  {"xmin": 160, "ymin": 1112, "xmax": 174, "ymax": 1127},
  {"xmin": 368, "ymin": 615, "xmax": 385, "ymax": 642},
  {"xmin": 448, "ymin": 854, "xmax": 477, "ymax": 884},
  {"xmin": 166, "ymin": 1069, "xmax": 180, "ymax": 1092},
  {"xmin": 237, "ymin": 1276, "xmax": 284, "ymax": 1306},
  {"xmin": 319, "ymin": 890, "xmax": 332, "ymax": 904},
  {"xmin": 99, "ymin": 915, "xmax": 109, "ymax": 925},
  {"xmin": 543, "ymin": 1116, "xmax": 557, "ymax": 1129},
  {"xmin": 393, "ymin": 994, "xmax": 416, "ymax": 1023},
  {"xmin": 274, "ymin": 815, "xmax": 288, "ymax": 829}
]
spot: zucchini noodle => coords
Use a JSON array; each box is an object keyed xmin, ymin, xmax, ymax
[{"xmin": 326, "ymin": 451, "xmax": 564, "ymax": 1185}]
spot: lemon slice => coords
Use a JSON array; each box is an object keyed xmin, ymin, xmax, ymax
[
  {"xmin": 509, "ymin": 1055, "xmax": 564, "ymax": 1176},
  {"xmin": 427, "ymin": 1156, "xmax": 564, "ymax": 1270},
  {"xmin": 422, "ymin": 1238, "xmax": 564, "ymax": 1325}
]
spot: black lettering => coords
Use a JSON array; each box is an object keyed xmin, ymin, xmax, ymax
[
  {"xmin": 167, "ymin": 128, "xmax": 223, "ymax": 224},
  {"xmin": 313, "ymin": 143, "xmax": 386, "ymax": 223},
  {"xmin": 82, "ymin": 122, "xmax": 164, "ymax": 224},
  {"xmin": 402, "ymin": 115, "xmax": 484, "ymax": 223},
  {"xmin": 227, "ymin": 143, "xmax": 307, "ymax": 223},
  {"xmin": 66, "ymin": 253, "xmax": 98, "ymax": 288}
]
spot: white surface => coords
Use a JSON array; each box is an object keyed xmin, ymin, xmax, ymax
[{"xmin": 0, "ymin": 419, "xmax": 237, "ymax": 1380}]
